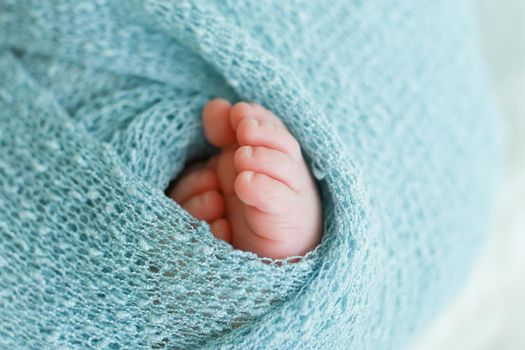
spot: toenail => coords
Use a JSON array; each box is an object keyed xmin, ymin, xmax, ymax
[
  {"xmin": 244, "ymin": 146, "xmax": 253, "ymax": 158},
  {"xmin": 244, "ymin": 171, "xmax": 254, "ymax": 182},
  {"xmin": 248, "ymin": 118, "xmax": 260, "ymax": 127}
]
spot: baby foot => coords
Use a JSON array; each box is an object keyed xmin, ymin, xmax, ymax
[{"xmin": 170, "ymin": 99, "xmax": 322, "ymax": 259}]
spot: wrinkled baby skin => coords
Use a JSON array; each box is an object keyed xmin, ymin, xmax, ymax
[{"xmin": 170, "ymin": 99, "xmax": 321, "ymax": 259}]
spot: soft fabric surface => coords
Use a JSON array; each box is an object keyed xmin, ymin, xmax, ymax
[
  {"xmin": 0, "ymin": 1, "xmax": 501, "ymax": 349},
  {"xmin": 412, "ymin": 1, "xmax": 525, "ymax": 349}
]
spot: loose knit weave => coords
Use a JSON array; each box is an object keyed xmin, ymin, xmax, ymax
[{"xmin": 0, "ymin": 0, "xmax": 501, "ymax": 349}]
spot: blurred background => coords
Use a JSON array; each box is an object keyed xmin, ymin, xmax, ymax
[{"xmin": 412, "ymin": 0, "xmax": 525, "ymax": 349}]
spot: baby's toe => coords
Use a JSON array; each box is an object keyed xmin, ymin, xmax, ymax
[
  {"xmin": 233, "ymin": 146, "xmax": 308, "ymax": 192},
  {"xmin": 170, "ymin": 166, "xmax": 220, "ymax": 203},
  {"xmin": 210, "ymin": 218, "xmax": 232, "ymax": 242},
  {"xmin": 181, "ymin": 190, "xmax": 225, "ymax": 221},
  {"xmin": 232, "ymin": 106, "xmax": 302, "ymax": 160},
  {"xmin": 215, "ymin": 149, "xmax": 238, "ymax": 196},
  {"xmin": 202, "ymin": 98, "xmax": 236, "ymax": 147},
  {"xmin": 234, "ymin": 171, "xmax": 297, "ymax": 215},
  {"xmin": 230, "ymin": 102, "xmax": 285, "ymax": 130}
]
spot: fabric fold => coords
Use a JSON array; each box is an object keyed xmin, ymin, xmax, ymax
[{"xmin": 0, "ymin": 0, "xmax": 502, "ymax": 349}]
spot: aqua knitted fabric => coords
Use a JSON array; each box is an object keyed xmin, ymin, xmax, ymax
[{"xmin": 0, "ymin": 1, "xmax": 502, "ymax": 349}]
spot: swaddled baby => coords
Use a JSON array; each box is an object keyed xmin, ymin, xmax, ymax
[{"xmin": 169, "ymin": 99, "xmax": 321, "ymax": 259}]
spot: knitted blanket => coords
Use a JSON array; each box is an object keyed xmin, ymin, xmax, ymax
[{"xmin": 0, "ymin": 1, "xmax": 502, "ymax": 349}]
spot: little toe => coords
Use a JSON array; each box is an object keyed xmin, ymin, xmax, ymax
[
  {"xmin": 233, "ymin": 146, "xmax": 308, "ymax": 192},
  {"xmin": 235, "ymin": 115, "xmax": 302, "ymax": 160},
  {"xmin": 170, "ymin": 166, "xmax": 220, "ymax": 203},
  {"xmin": 234, "ymin": 171, "xmax": 297, "ymax": 214},
  {"xmin": 182, "ymin": 190, "xmax": 225, "ymax": 221},
  {"xmin": 230, "ymin": 102, "xmax": 285, "ymax": 130},
  {"xmin": 202, "ymin": 98, "xmax": 236, "ymax": 147}
]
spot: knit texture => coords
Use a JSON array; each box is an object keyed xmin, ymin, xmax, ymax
[{"xmin": 0, "ymin": 0, "xmax": 501, "ymax": 349}]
